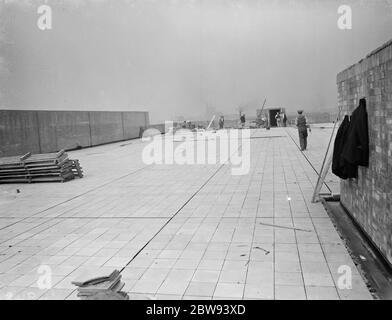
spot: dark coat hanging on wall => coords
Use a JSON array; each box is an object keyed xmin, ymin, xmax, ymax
[
  {"xmin": 341, "ymin": 98, "xmax": 369, "ymax": 167},
  {"xmin": 332, "ymin": 115, "xmax": 358, "ymax": 179},
  {"xmin": 332, "ymin": 98, "xmax": 369, "ymax": 180}
]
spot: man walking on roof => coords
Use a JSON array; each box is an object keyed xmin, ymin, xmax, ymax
[{"xmin": 295, "ymin": 110, "xmax": 311, "ymax": 151}]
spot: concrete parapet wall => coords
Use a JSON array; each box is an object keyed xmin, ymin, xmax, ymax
[
  {"xmin": 89, "ymin": 111, "xmax": 124, "ymax": 146},
  {"xmin": 0, "ymin": 110, "xmax": 149, "ymax": 157}
]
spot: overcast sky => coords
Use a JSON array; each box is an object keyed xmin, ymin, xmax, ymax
[{"xmin": 1, "ymin": 0, "xmax": 392, "ymax": 123}]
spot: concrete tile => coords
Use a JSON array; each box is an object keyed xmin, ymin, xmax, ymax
[
  {"xmin": 8, "ymin": 274, "xmax": 38, "ymax": 287},
  {"xmin": 182, "ymin": 295, "xmax": 212, "ymax": 300},
  {"xmin": 39, "ymin": 288, "xmax": 74, "ymax": 300},
  {"xmin": 213, "ymin": 283, "xmax": 244, "ymax": 298},
  {"xmin": 157, "ymin": 279, "xmax": 189, "ymax": 295},
  {"xmin": 198, "ymin": 259, "xmax": 224, "ymax": 271},
  {"xmin": 337, "ymin": 288, "xmax": 373, "ymax": 300},
  {"xmin": 219, "ymin": 269, "xmax": 247, "ymax": 283},
  {"xmin": 0, "ymin": 286, "xmax": 25, "ymax": 300},
  {"xmin": 132, "ymin": 280, "xmax": 163, "ymax": 294},
  {"xmin": 154, "ymin": 294, "xmax": 182, "ymax": 300},
  {"xmin": 121, "ymin": 267, "xmax": 146, "ymax": 280},
  {"xmin": 185, "ymin": 282, "xmax": 216, "ymax": 297},
  {"xmin": 303, "ymin": 273, "xmax": 335, "ymax": 287},
  {"xmin": 275, "ymin": 272, "xmax": 304, "ymax": 286},
  {"xmin": 173, "ymin": 259, "xmax": 200, "ymax": 269},
  {"xmin": 13, "ymin": 287, "xmax": 47, "ymax": 300},
  {"xmin": 243, "ymin": 283, "xmax": 274, "ymax": 299},
  {"xmin": 275, "ymin": 285, "xmax": 306, "ymax": 300},
  {"xmin": 192, "ymin": 270, "xmax": 220, "ymax": 283},
  {"xmin": 306, "ymin": 286, "xmax": 340, "ymax": 300},
  {"xmin": 158, "ymin": 250, "xmax": 183, "ymax": 259},
  {"xmin": 275, "ymin": 260, "xmax": 301, "ymax": 273}
]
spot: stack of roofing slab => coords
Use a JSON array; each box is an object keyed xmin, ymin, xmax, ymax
[
  {"xmin": 72, "ymin": 270, "xmax": 129, "ymax": 300},
  {"xmin": 0, "ymin": 150, "xmax": 84, "ymax": 183},
  {"xmin": 0, "ymin": 153, "xmax": 31, "ymax": 183},
  {"xmin": 25, "ymin": 150, "xmax": 76, "ymax": 182}
]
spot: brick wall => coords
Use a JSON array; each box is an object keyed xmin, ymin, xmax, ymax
[{"xmin": 337, "ymin": 39, "xmax": 392, "ymax": 265}]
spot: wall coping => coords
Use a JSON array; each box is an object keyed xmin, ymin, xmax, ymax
[{"xmin": 337, "ymin": 38, "xmax": 392, "ymax": 82}]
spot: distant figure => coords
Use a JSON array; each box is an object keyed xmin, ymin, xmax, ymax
[
  {"xmin": 182, "ymin": 121, "xmax": 187, "ymax": 129},
  {"xmin": 219, "ymin": 115, "xmax": 225, "ymax": 129},
  {"xmin": 282, "ymin": 113, "xmax": 287, "ymax": 127},
  {"xmin": 275, "ymin": 112, "xmax": 281, "ymax": 127},
  {"xmin": 295, "ymin": 110, "xmax": 311, "ymax": 151},
  {"xmin": 240, "ymin": 113, "xmax": 246, "ymax": 129},
  {"xmin": 261, "ymin": 115, "xmax": 266, "ymax": 128}
]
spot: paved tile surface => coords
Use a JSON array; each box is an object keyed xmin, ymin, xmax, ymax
[{"xmin": 0, "ymin": 127, "xmax": 372, "ymax": 300}]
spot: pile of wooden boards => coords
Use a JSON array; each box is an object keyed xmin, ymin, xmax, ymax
[
  {"xmin": 72, "ymin": 270, "xmax": 129, "ymax": 300},
  {"xmin": 0, "ymin": 150, "xmax": 83, "ymax": 184},
  {"xmin": 0, "ymin": 153, "xmax": 31, "ymax": 184}
]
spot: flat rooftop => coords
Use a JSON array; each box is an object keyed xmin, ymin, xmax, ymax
[{"xmin": 0, "ymin": 127, "xmax": 371, "ymax": 300}]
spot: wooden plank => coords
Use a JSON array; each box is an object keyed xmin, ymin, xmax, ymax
[
  {"xmin": 26, "ymin": 163, "xmax": 73, "ymax": 171},
  {"xmin": 0, "ymin": 168, "xmax": 27, "ymax": 173},
  {"xmin": 30, "ymin": 176, "xmax": 74, "ymax": 182},
  {"xmin": 28, "ymin": 172, "xmax": 69, "ymax": 177},
  {"xmin": 0, "ymin": 173, "xmax": 29, "ymax": 178},
  {"xmin": 311, "ymin": 108, "xmax": 342, "ymax": 203},
  {"xmin": 0, "ymin": 178, "xmax": 30, "ymax": 183},
  {"xmin": 20, "ymin": 152, "xmax": 31, "ymax": 161},
  {"xmin": 24, "ymin": 152, "xmax": 68, "ymax": 164},
  {"xmin": 56, "ymin": 149, "xmax": 65, "ymax": 158},
  {"xmin": 0, "ymin": 158, "xmax": 23, "ymax": 165}
]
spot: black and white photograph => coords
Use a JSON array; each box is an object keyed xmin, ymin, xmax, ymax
[{"xmin": 0, "ymin": 0, "xmax": 392, "ymax": 307}]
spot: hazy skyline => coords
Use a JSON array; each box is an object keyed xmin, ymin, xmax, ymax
[{"xmin": 1, "ymin": 0, "xmax": 392, "ymax": 123}]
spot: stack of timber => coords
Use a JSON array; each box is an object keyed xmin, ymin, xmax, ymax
[
  {"xmin": 0, "ymin": 150, "xmax": 84, "ymax": 184},
  {"xmin": 0, "ymin": 153, "xmax": 31, "ymax": 183},
  {"xmin": 72, "ymin": 270, "xmax": 129, "ymax": 300},
  {"xmin": 24, "ymin": 150, "xmax": 82, "ymax": 183}
]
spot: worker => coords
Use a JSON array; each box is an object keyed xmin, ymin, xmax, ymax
[
  {"xmin": 295, "ymin": 110, "xmax": 311, "ymax": 151},
  {"xmin": 282, "ymin": 113, "xmax": 288, "ymax": 127},
  {"xmin": 275, "ymin": 112, "xmax": 281, "ymax": 127},
  {"xmin": 240, "ymin": 113, "xmax": 246, "ymax": 129},
  {"xmin": 261, "ymin": 115, "xmax": 266, "ymax": 128},
  {"xmin": 219, "ymin": 115, "xmax": 225, "ymax": 129}
]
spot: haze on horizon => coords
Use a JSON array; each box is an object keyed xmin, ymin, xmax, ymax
[{"xmin": 0, "ymin": 0, "xmax": 392, "ymax": 123}]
